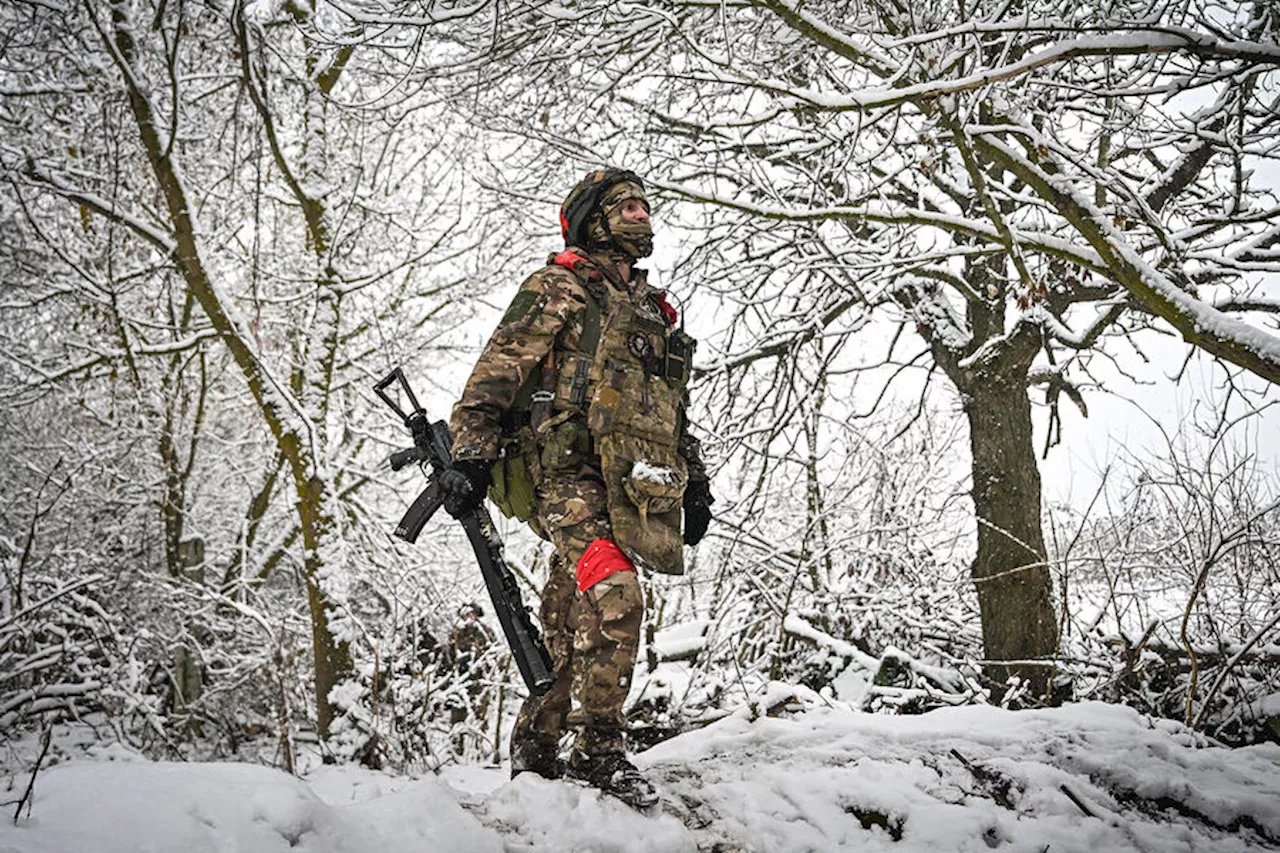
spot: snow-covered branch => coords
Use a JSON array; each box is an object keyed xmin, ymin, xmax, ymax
[{"xmin": 977, "ymin": 130, "xmax": 1280, "ymax": 384}]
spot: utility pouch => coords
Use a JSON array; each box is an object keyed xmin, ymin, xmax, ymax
[
  {"xmin": 599, "ymin": 433, "xmax": 687, "ymax": 576},
  {"xmin": 488, "ymin": 431, "xmax": 537, "ymax": 522},
  {"xmin": 665, "ymin": 329, "xmax": 695, "ymax": 389},
  {"xmin": 537, "ymin": 410, "xmax": 586, "ymax": 472}
]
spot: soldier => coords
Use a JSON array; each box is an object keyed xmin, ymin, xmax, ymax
[
  {"xmin": 449, "ymin": 602, "xmax": 494, "ymax": 677},
  {"xmin": 447, "ymin": 602, "xmax": 496, "ymax": 753},
  {"xmin": 438, "ymin": 168, "xmax": 713, "ymax": 809}
]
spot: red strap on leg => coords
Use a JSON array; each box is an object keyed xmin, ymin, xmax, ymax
[{"xmin": 576, "ymin": 539, "xmax": 636, "ymax": 593}]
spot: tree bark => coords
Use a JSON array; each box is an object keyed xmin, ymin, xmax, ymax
[
  {"xmin": 297, "ymin": 474, "xmax": 351, "ymax": 739},
  {"xmin": 105, "ymin": 0, "xmax": 352, "ymax": 738},
  {"xmin": 960, "ymin": 366, "xmax": 1060, "ymax": 699}
]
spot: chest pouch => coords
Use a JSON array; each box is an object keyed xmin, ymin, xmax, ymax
[{"xmin": 587, "ymin": 305, "xmax": 681, "ymax": 443}]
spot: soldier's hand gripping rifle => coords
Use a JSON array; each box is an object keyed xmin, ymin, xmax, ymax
[{"xmin": 374, "ymin": 368, "xmax": 555, "ymax": 696}]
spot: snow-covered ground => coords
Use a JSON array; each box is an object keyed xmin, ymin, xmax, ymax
[{"xmin": 3, "ymin": 696, "xmax": 1278, "ymax": 853}]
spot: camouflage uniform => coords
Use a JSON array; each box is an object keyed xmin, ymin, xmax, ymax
[{"xmin": 449, "ymin": 176, "xmax": 705, "ymax": 769}]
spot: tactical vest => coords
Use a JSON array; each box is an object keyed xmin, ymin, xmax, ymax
[{"xmin": 487, "ymin": 252, "xmax": 695, "ymax": 575}]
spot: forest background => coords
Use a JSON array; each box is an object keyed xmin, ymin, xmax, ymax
[{"xmin": 1, "ymin": 0, "xmax": 1278, "ymax": 779}]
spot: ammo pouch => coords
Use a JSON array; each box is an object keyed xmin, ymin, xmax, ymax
[{"xmin": 536, "ymin": 410, "xmax": 591, "ymax": 472}]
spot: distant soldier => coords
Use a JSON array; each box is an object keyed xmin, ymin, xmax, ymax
[
  {"xmin": 438, "ymin": 169, "xmax": 713, "ymax": 809},
  {"xmin": 411, "ymin": 616, "xmax": 442, "ymax": 671},
  {"xmin": 447, "ymin": 602, "xmax": 496, "ymax": 747},
  {"xmin": 449, "ymin": 602, "xmax": 494, "ymax": 675}
]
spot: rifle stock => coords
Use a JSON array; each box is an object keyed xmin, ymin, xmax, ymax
[{"xmin": 376, "ymin": 368, "xmax": 555, "ymax": 696}]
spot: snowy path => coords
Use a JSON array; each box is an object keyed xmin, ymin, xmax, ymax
[{"xmin": 2, "ymin": 700, "xmax": 1277, "ymax": 853}]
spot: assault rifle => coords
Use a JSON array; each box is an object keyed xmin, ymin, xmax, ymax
[{"xmin": 374, "ymin": 367, "xmax": 555, "ymax": 696}]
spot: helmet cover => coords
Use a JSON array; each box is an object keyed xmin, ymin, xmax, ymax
[{"xmin": 560, "ymin": 169, "xmax": 652, "ymax": 259}]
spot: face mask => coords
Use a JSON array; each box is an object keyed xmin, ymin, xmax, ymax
[
  {"xmin": 606, "ymin": 207, "xmax": 653, "ymax": 259},
  {"xmin": 600, "ymin": 182, "xmax": 653, "ymax": 259}
]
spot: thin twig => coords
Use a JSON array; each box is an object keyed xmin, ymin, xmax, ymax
[
  {"xmin": 1059, "ymin": 783, "xmax": 1097, "ymax": 818},
  {"xmin": 1193, "ymin": 607, "xmax": 1280, "ymax": 730},
  {"xmin": 13, "ymin": 725, "xmax": 53, "ymax": 825}
]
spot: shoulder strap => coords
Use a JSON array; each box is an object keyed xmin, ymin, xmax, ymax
[
  {"xmin": 508, "ymin": 259, "xmax": 606, "ymax": 420},
  {"xmin": 549, "ymin": 252, "xmax": 605, "ymax": 357},
  {"xmin": 580, "ymin": 296, "xmax": 603, "ymax": 357}
]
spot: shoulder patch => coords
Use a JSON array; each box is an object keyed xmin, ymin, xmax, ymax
[{"xmin": 500, "ymin": 290, "xmax": 540, "ymax": 325}]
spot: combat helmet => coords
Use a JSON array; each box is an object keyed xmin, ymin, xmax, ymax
[{"xmin": 559, "ymin": 168, "xmax": 653, "ymax": 260}]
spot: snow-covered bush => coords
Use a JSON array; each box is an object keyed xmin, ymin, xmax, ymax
[
  {"xmin": 0, "ymin": 545, "xmax": 118, "ymax": 734},
  {"xmin": 1051, "ymin": 429, "xmax": 1280, "ymax": 745}
]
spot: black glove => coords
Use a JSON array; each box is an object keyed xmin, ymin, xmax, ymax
[
  {"xmin": 439, "ymin": 459, "xmax": 492, "ymax": 519},
  {"xmin": 683, "ymin": 479, "xmax": 714, "ymax": 546}
]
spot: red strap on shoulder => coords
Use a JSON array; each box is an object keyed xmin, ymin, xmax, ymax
[
  {"xmin": 553, "ymin": 250, "xmax": 601, "ymax": 281},
  {"xmin": 576, "ymin": 538, "xmax": 636, "ymax": 592},
  {"xmin": 653, "ymin": 291, "xmax": 678, "ymax": 326}
]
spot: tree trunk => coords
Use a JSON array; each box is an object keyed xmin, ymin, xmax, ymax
[
  {"xmin": 909, "ymin": 250, "xmax": 1062, "ymax": 703},
  {"xmin": 297, "ymin": 473, "xmax": 351, "ymax": 740},
  {"xmin": 961, "ymin": 368, "xmax": 1059, "ymax": 700},
  {"xmin": 104, "ymin": 1, "xmax": 356, "ymax": 740}
]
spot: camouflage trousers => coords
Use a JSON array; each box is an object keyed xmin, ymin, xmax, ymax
[{"xmin": 511, "ymin": 465, "xmax": 643, "ymax": 760}]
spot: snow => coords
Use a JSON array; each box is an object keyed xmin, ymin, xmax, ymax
[
  {"xmin": 978, "ymin": 132, "xmax": 1280, "ymax": 371},
  {"xmin": 652, "ymin": 619, "xmax": 711, "ymax": 661},
  {"xmin": 631, "ymin": 461, "xmax": 680, "ymax": 485},
  {"xmin": 732, "ymin": 31, "xmax": 1280, "ymax": 114},
  {"xmin": 1, "ymin": 759, "xmax": 498, "ymax": 853},
  {"xmin": 783, "ymin": 613, "xmax": 879, "ymax": 671},
  {"xmin": 5, "ymin": 700, "xmax": 1278, "ymax": 853}
]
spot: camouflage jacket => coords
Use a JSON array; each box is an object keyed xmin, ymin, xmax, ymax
[{"xmin": 449, "ymin": 250, "xmax": 706, "ymax": 482}]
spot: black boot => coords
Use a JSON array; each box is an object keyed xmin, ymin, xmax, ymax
[
  {"xmin": 510, "ymin": 738, "xmax": 565, "ymax": 780},
  {"xmin": 566, "ymin": 752, "xmax": 659, "ymax": 810}
]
